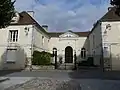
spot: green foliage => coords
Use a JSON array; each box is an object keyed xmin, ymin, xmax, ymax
[
  {"xmin": 78, "ymin": 57, "xmax": 94, "ymax": 66},
  {"xmin": 0, "ymin": 0, "xmax": 15, "ymax": 28},
  {"xmin": 32, "ymin": 51, "xmax": 52, "ymax": 65}
]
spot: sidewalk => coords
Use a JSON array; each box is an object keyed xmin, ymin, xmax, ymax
[{"xmin": 0, "ymin": 77, "xmax": 10, "ymax": 83}]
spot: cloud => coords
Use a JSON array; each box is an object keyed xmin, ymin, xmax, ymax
[{"xmin": 15, "ymin": 0, "xmax": 110, "ymax": 32}]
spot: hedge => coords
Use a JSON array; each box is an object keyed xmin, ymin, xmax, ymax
[{"xmin": 32, "ymin": 51, "xmax": 53, "ymax": 65}]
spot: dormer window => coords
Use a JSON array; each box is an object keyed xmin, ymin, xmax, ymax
[{"xmin": 11, "ymin": 12, "xmax": 20, "ymax": 24}]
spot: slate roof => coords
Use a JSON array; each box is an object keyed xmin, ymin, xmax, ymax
[
  {"xmin": 10, "ymin": 11, "xmax": 90, "ymax": 37},
  {"xmin": 100, "ymin": 7, "xmax": 120, "ymax": 22}
]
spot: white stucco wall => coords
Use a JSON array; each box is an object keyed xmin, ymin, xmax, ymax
[
  {"xmin": 33, "ymin": 26, "xmax": 49, "ymax": 52},
  {"xmin": 49, "ymin": 36, "xmax": 88, "ymax": 63},
  {"xmin": 0, "ymin": 25, "xmax": 33, "ymax": 70},
  {"xmin": 88, "ymin": 22, "xmax": 102, "ymax": 65},
  {"xmin": 101, "ymin": 21, "xmax": 120, "ymax": 70}
]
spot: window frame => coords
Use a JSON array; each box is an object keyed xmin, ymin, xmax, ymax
[
  {"xmin": 81, "ymin": 48, "xmax": 86, "ymax": 59},
  {"xmin": 9, "ymin": 30, "xmax": 18, "ymax": 42}
]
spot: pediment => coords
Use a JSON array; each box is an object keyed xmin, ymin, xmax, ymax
[{"xmin": 59, "ymin": 31, "xmax": 79, "ymax": 38}]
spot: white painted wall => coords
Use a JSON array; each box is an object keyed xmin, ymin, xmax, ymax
[
  {"xmin": 88, "ymin": 23, "xmax": 102, "ymax": 65},
  {"xmin": 0, "ymin": 25, "xmax": 33, "ymax": 70},
  {"xmin": 101, "ymin": 22, "xmax": 120, "ymax": 70},
  {"xmin": 49, "ymin": 35, "xmax": 88, "ymax": 63},
  {"xmin": 33, "ymin": 26, "xmax": 50, "ymax": 52}
]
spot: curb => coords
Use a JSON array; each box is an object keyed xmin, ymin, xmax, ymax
[{"xmin": 0, "ymin": 77, "xmax": 10, "ymax": 83}]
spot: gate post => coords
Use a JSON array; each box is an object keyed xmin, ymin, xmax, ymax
[
  {"xmin": 74, "ymin": 51, "xmax": 77, "ymax": 70},
  {"xmin": 53, "ymin": 48, "xmax": 57, "ymax": 69}
]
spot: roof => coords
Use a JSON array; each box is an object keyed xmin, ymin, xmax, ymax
[
  {"xmin": 11, "ymin": 11, "xmax": 48, "ymax": 35},
  {"xmin": 48, "ymin": 31, "xmax": 90, "ymax": 37},
  {"xmin": 100, "ymin": 7, "xmax": 120, "ymax": 22},
  {"xmin": 10, "ymin": 11, "xmax": 90, "ymax": 37},
  {"xmin": 89, "ymin": 7, "xmax": 120, "ymax": 36}
]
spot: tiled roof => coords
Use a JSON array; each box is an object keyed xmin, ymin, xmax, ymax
[
  {"xmin": 10, "ymin": 11, "xmax": 90, "ymax": 37},
  {"xmin": 48, "ymin": 31, "xmax": 90, "ymax": 37},
  {"xmin": 100, "ymin": 7, "xmax": 120, "ymax": 22},
  {"xmin": 11, "ymin": 11, "xmax": 48, "ymax": 35},
  {"xmin": 89, "ymin": 7, "xmax": 120, "ymax": 36}
]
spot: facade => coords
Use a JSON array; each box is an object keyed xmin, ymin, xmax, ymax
[
  {"xmin": 0, "ymin": 11, "xmax": 89, "ymax": 70},
  {"xmin": 0, "ymin": 7, "xmax": 120, "ymax": 70},
  {"xmin": 48, "ymin": 31, "xmax": 89, "ymax": 64},
  {"xmin": 89, "ymin": 7, "xmax": 120, "ymax": 70}
]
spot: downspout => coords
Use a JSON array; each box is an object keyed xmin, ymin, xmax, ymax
[{"xmin": 30, "ymin": 25, "xmax": 34, "ymax": 71}]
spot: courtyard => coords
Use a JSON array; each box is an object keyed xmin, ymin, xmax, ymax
[{"xmin": 0, "ymin": 68, "xmax": 120, "ymax": 90}]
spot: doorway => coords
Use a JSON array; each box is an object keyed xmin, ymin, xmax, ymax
[{"xmin": 65, "ymin": 46, "xmax": 73, "ymax": 63}]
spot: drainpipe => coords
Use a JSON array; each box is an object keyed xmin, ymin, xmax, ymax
[
  {"xmin": 30, "ymin": 25, "xmax": 34, "ymax": 71},
  {"xmin": 100, "ymin": 22, "xmax": 104, "ymax": 72}
]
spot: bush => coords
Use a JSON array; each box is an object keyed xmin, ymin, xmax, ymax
[
  {"xmin": 78, "ymin": 57, "xmax": 94, "ymax": 66},
  {"xmin": 87, "ymin": 57, "xmax": 94, "ymax": 66},
  {"xmin": 32, "ymin": 51, "xmax": 52, "ymax": 65}
]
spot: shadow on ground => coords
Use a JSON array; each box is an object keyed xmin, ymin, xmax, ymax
[
  {"xmin": 0, "ymin": 70, "xmax": 23, "ymax": 76},
  {"xmin": 68, "ymin": 66, "xmax": 120, "ymax": 80},
  {"xmin": 69, "ymin": 67, "xmax": 103, "ymax": 79}
]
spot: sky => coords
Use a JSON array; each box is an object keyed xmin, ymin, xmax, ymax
[{"xmin": 15, "ymin": 0, "xmax": 110, "ymax": 32}]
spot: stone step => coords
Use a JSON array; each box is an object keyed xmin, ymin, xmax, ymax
[{"xmin": 57, "ymin": 63, "xmax": 74, "ymax": 70}]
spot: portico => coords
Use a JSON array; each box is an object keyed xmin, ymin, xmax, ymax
[{"xmin": 49, "ymin": 30, "xmax": 89, "ymax": 64}]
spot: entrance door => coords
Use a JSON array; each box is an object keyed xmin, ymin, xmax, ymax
[{"xmin": 65, "ymin": 46, "xmax": 73, "ymax": 63}]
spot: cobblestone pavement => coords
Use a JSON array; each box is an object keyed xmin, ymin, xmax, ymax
[
  {"xmin": 0, "ymin": 69, "xmax": 120, "ymax": 90},
  {"xmin": 5, "ymin": 78, "xmax": 81, "ymax": 90},
  {"xmin": 2, "ymin": 77, "xmax": 120, "ymax": 90}
]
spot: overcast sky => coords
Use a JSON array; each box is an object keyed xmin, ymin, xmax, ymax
[{"xmin": 15, "ymin": 0, "xmax": 110, "ymax": 32}]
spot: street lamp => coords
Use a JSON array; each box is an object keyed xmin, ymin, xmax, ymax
[{"xmin": 53, "ymin": 48, "xmax": 57, "ymax": 69}]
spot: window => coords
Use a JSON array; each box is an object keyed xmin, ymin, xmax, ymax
[
  {"xmin": 81, "ymin": 48, "xmax": 86, "ymax": 58},
  {"xmin": 9, "ymin": 30, "xmax": 18, "ymax": 42},
  {"xmin": 104, "ymin": 47, "xmax": 109, "ymax": 58},
  {"xmin": 42, "ymin": 36, "xmax": 44, "ymax": 45},
  {"xmin": 6, "ymin": 49, "xmax": 16, "ymax": 63}
]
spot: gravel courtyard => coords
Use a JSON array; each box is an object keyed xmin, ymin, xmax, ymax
[
  {"xmin": 0, "ymin": 69, "xmax": 120, "ymax": 90},
  {"xmin": 5, "ymin": 78, "xmax": 81, "ymax": 90}
]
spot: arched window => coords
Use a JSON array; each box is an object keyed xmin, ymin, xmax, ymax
[{"xmin": 81, "ymin": 48, "xmax": 86, "ymax": 58}]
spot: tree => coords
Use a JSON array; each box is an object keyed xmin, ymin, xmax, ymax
[
  {"xmin": 110, "ymin": 0, "xmax": 120, "ymax": 16},
  {"xmin": 0, "ymin": 0, "xmax": 15, "ymax": 28}
]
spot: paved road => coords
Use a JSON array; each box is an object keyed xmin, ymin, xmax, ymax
[{"xmin": 0, "ymin": 69, "xmax": 120, "ymax": 90}]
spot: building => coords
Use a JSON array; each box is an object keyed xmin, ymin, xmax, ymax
[
  {"xmin": 0, "ymin": 11, "xmax": 89, "ymax": 70},
  {"xmin": 0, "ymin": 7, "xmax": 120, "ymax": 70},
  {"xmin": 89, "ymin": 7, "xmax": 120, "ymax": 70}
]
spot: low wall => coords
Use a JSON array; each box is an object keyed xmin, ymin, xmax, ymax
[{"xmin": 32, "ymin": 65, "xmax": 55, "ymax": 70}]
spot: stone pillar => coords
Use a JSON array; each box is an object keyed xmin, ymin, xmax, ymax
[{"xmin": 25, "ymin": 57, "xmax": 32, "ymax": 71}]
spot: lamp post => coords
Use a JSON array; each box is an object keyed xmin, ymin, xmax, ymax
[
  {"xmin": 74, "ymin": 51, "xmax": 77, "ymax": 70},
  {"xmin": 53, "ymin": 48, "xmax": 57, "ymax": 69}
]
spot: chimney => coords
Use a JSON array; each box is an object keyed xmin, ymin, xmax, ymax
[
  {"xmin": 42, "ymin": 25, "xmax": 48, "ymax": 31},
  {"xmin": 108, "ymin": 7, "xmax": 113, "ymax": 11},
  {"xmin": 27, "ymin": 11, "xmax": 35, "ymax": 17}
]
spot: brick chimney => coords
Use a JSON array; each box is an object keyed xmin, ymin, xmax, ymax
[
  {"xmin": 108, "ymin": 7, "xmax": 113, "ymax": 11},
  {"xmin": 42, "ymin": 25, "xmax": 48, "ymax": 32},
  {"xmin": 27, "ymin": 11, "xmax": 35, "ymax": 17}
]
